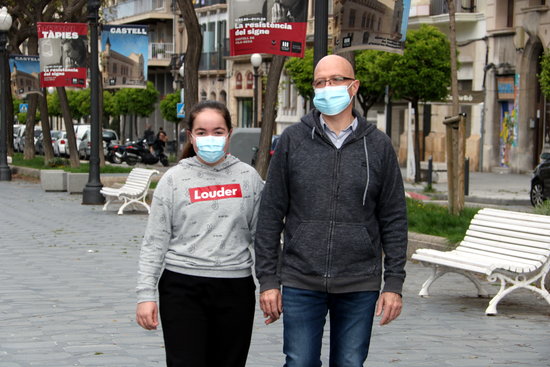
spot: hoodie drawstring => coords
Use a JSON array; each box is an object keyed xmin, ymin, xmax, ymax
[
  {"xmin": 311, "ymin": 126, "xmax": 316, "ymax": 140},
  {"xmin": 362, "ymin": 136, "xmax": 370, "ymax": 206}
]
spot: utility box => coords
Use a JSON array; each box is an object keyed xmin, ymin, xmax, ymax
[{"xmin": 228, "ymin": 128, "xmax": 261, "ymax": 166}]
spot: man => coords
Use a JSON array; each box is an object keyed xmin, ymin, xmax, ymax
[{"xmin": 254, "ymin": 55, "xmax": 407, "ymax": 367}]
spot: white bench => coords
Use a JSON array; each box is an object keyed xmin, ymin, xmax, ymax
[
  {"xmin": 100, "ymin": 168, "xmax": 159, "ymax": 215},
  {"xmin": 412, "ymin": 208, "xmax": 550, "ymax": 315}
]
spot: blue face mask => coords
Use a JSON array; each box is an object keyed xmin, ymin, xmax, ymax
[
  {"xmin": 194, "ymin": 135, "xmax": 227, "ymax": 163},
  {"xmin": 313, "ymin": 84, "xmax": 354, "ymax": 116}
]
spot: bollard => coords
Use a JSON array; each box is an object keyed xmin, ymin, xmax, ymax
[
  {"xmin": 464, "ymin": 157, "xmax": 469, "ymax": 196},
  {"xmin": 427, "ymin": 156, "xmax": 433, "ymax": 188}
]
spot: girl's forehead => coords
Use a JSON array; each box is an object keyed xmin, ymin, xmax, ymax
[{"xmin": 192, "ymin": 110, "xmax": 227, "ymax": 130}]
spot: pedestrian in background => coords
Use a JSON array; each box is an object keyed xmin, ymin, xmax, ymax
[
  {"xmin": 254, "ymin": 54, "xmax": 408, "ymax": 366},
  {"xmin": 136, "ymin": 100, "xmax": 264, "ymax": 367}
]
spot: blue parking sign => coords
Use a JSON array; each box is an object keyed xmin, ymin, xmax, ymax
[{"xmin": 177, "ymin": 103, "xmax": 185, "ymax": 118}]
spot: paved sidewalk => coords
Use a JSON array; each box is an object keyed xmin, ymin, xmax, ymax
[{"xmin": 0, "ymin": 180, "xmax": 549, "ymax": 367}]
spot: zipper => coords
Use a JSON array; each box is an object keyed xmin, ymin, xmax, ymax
[{"xmin": 324, "ymin": 148, "xmax": 341, "ymax": 291}]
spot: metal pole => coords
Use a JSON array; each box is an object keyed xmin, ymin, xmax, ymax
[
  {"xmin": 82, "ymin": 0, "xmax": 104, "ymax": 204},
  {"xmin": 313, "ymin": 0, "xmax": 328, "ymax": 68},
  {"xmin": 253, "ymin": 65, "xmax": 259, "ymax": 128},
  {"xmin": 0, "ymin": 29, "xmax": 11, "ymax": 181}
]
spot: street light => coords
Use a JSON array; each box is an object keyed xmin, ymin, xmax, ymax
[
  {"xmin": 0, "ymin": 7, "xmax": 12, "ymax": 181},
  {"xmin": 82, "ymin": 0, "xmax": 104, "ymax": 204},
  {"xmin": 250, "ymin": 53, "xmax": 262, "ymax": 128}
]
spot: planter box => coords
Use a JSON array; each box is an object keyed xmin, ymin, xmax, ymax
[
  {"xmin": 67, "ymin": 172, "xmax": 89, "ymax": 194},
  {"xmin": 40, "ymin": 170, "xmax": 67, "ymax": 192}
]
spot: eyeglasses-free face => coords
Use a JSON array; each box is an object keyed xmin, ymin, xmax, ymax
[{"xmin": 312, "ymin": 76, "xmax": 355, "ymax": 89}]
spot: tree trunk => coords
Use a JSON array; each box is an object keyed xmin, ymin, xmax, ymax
[
  {"xmin": 5, "ymin": 52, "xmax": 13, "ymax": 156},
  {"xmin": 178, "ymin": 0, "xmax": 202, "ymax": 129},
  {"xmin": 57, "ymin": 87, "xmax": 80, "ymax": 167},
  {"xmin": 23, "ymin": 94, "xmax": 38, "ymax": 160},
  {"xmin": 256, "ymin": 55, "xmax": 286, "ymax": 179},
  {"xmin": 38, "ymin": 89, "xmax": 55, "ymax": 162},
  {"xmin": 413, "ymin": 99, "xmax": 421, "ymax": 183}
]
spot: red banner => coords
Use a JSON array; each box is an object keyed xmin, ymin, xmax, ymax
[
  {"xmin": 37, "ymin": 22, "xmax": 88, "ymax": 88},
  {"xmin": 229, "ymin": 0, "xmax": 308, "ymax": 58}
]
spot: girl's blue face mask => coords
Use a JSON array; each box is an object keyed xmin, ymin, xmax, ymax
[
  {"xmin": 193, "ymin": 135, "xmax": 227, "ymax": 163},
  {"xmin": 313, "ymin": 83, "xmax": 354, "ymax": 116}
]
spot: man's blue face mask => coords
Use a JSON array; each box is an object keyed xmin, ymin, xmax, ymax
[{"xmin": 313, "ymin": 84, "xmax": 354, "ymax": 116}]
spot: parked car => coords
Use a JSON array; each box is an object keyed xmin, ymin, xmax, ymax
[
  {"xmin": 530, "ymin": 152, "xmax": 550, "ymax": 206},
  {"xmin": 36, "ymin": 130, "xmax": 63, "ymax": 155},
  {"xmin": 78, "ymin": 128, "xmax": 119, "ymax": 160},
  {"xmin": 19, "ymin": 126, "xmax": 42, "ymax": 153},
  {"xmin": 53, "ymin": 131, "xmax": 68, "ymax": 157},
  {"xmin": 13, "ymin": 124, "xmax": 25, "ymax": 152}
]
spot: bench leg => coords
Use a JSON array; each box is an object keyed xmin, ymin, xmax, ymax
[
  {"xmin": 117, "ymin": 196, "xmax": 150, "ymax": 215},
  {"xmin": 102, "ymin": 197, "xmax": 113, "ymax": 211},
  {"xmin": 486, "ymin": 267, "xmax": 550, "ymax": 316},
  {"xmin": 419, "ymin": 266, "xmax": 489, "ymax": 298}
]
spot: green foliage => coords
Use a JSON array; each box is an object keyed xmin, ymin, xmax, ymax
[
  {"xmin": 283, "ymin": 48, "xmax": 315, "ymax": 101},
  {"xmin": 47, "ymin": 91, "xmax": 61, "ymax": 117},
  {"xmin": 406, "ymin": 198, "xmax": 479, "ymax": 244},
  {"xmin": 390, "ymin": 24, "xmax": 452, "ymax": 103},
  {"xmin": 534, "ymin": 200, "xmax": 550, "ymax": 215},
  {"xmin": 67, "ymin": 89, "xmax": 91, "ymax": 121},
  {"xmin": 160, "ymin": 92, "xmax": 180, "ymax": 123},
  {"xmin": 13, "ymin": 97, "xmax": 40, "ymax": 123},
  {"xmin": 539, "ymin": 52, "xmax": 550, "ymax": 98},
  {"xmin": 113, "ymin": 81, "xmax": 160, "ymax": 117}
]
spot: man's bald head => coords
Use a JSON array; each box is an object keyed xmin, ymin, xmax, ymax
[{"xmin": 314, "ymin": 55, "xmax": 355, "ymax": 80}]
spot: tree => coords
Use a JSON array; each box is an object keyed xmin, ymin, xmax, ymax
[
  {"xmin": 284, "ymin": 48, "xmax": 315, "ymax": 103},
  {"xmin": 389, "ymin": 24, "xmax": 452, "ymax": 183},
  {"xmin": 538, "ymin": 51, "xmax": 550, "ymax": 97},
  {"xmin": 355, "ymin": 50, "xmax": 399, "ymax": 114},
  {"xmin": 256, "ymin": 55, "xmax": 287, "ymax": 179},
  {"xmin": 113, "ymin": 82, "xmax": 160, "ymax": 140},
  {"xmin": 176, "ymin": 0, "xmax": 202, "ymax": 132},
  {"xmin": 160, "ymin": 92, "xmax": 182, "ymax": 155}
]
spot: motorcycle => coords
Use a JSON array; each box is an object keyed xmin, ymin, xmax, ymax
[
  {"xmin": 106, "ymin": 141, "xmax": 129, "ymax": 164},
  {"xmin": 122, "ymin": 138, "xmax": 169, "ymax": 167}
]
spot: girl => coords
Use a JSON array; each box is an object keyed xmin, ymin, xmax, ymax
[{"xmin": 136, "ymin": 100, "xmax": 264, "ymax": 367}]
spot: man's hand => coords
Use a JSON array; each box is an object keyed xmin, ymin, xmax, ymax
[
  {"xmin": 376, "ymin": 292, "xmax": 402, "ymax": 325},
  {"xmin": 259, "ymin": 289, "xmax": 283, "ymax": 325},
  {"xmin": 136, "ymin": 301, "xmax": 159, "ymax": 330}
]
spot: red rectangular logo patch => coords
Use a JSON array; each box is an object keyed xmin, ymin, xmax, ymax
[{"xmin": 189, "ymin": 184, "xmax": 242, "ymax": 203}]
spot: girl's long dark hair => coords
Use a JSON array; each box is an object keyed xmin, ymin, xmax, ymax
[{"xmin": 179, "ymin": 100, "xmax": 232, "ymax": 160}]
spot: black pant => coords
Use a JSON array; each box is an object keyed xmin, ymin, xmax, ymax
[{"xmin": 159, "ymin": 270, "xmax": 256, "ymax": 367}]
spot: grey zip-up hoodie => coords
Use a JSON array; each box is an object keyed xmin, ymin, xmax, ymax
[
  {"xmin": 137, "ymin": 155, "xmax": 264, "ymax": 303},
  {"xmin": 255, "ymin": 109, "xmax": 407, "ymax": 295}
]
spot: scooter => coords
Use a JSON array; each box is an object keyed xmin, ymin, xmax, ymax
[
  {"xmin": 106, "ymin": 141, "xmax": 129, "ymax": 164},
  {"xmin": 123, "ymin": 139, "xmax": 169, "ymax": 167}
]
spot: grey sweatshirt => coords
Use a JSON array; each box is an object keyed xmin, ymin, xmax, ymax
[
  {"xmin": 137, "ymin": 155, "xmax": 264, "ymax": 303},
  {"xmin": 255, "ymin": 109, "xmax": 408, "ymax": 295}
]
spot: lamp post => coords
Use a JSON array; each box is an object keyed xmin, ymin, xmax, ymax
[
  {"xmin": 82, "ymin": 0, "xmax": 104, "ymax": 204},
  {"xmin": 0, "ymin": 7, "xmax": 12, "ymax": 181},
  {"xmin": 250, "ymin": 53, "xmax": 262, "ymax": 128}
]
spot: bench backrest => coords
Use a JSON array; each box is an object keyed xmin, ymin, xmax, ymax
[
  {"xmin": 121, "ymin": 168, "xmax": 158, "ymax": 192},
  {"xmin": 458, "ymin": 208, "xmax": 550, "ymax": 272}
]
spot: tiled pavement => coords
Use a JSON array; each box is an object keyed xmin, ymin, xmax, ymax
[{"xmin": 0, "ymin": 179, "xmax": 548, "ymax": 367}]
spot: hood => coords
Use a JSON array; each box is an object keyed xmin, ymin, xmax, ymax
[{"xmin": 178, "ymin": 154, "xmax": 242, "ymax": 172}]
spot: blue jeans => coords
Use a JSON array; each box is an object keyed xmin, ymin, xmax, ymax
[{"xmin": 282, "ymin": 286, "xmax": 379, "ymax": 367}]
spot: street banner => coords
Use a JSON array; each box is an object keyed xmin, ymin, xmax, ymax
[
  {"xmin": 37, "ymin": 22, "xmax": 88, "ymax": 88},
  {"xmin": 229, "ymin": 0, "xmax": 308, "ymax": 57},
  {"xmin": 100, "ymin": 25, "xmax": 148, "ymax": 89},
  {"xmin": 334, "ymin": 0, "xmax": 411, "ymax": 55},
  {"xmin": 9, "ymin": 55, "xmax": 40, "ymax": 98}
]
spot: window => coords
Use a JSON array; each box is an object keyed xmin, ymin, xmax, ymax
[{"xmin": 348, "ymin": 9, "xmax": 356, "ymax": 28}]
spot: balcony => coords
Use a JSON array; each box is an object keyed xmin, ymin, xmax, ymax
[
  {"xmin": 199, "ymin": 38, "xmax": 229, "ymax": 71},
  {"xmin": 104, "ymin": 0, "xmax": 172, "ymax": 23}
]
